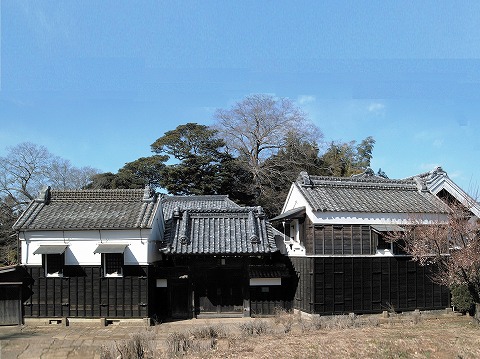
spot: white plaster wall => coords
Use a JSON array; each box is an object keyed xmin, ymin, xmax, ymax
[
  {"xmin": 282, "ymin": 185, "xmax": 310, "ymax": 214},
  {"xmin": 147, "ymin": 205, "xmax": 165, "ymax": 263},
  {"xmin": 20, "ymin": 229, "xmax": 153, "ymax": 266},
  {"xmin": 310, "ymin": 211, "xmax": 449, "ymax": 225}
]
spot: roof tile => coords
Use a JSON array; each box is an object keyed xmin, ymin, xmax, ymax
[
  {"xmin": 296, "ymin": 173, "xmax": 450, "ymax": 214},
  {"xmin": 13, "ymin": 187, "xmax": 159, "ymax": 230},
  {"xmin": 164, "ymin": 207, "xmax": 277, "ymax": 255}
]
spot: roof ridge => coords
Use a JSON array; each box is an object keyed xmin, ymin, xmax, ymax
[
  {"xmin": 179, "ymin": 207, "xmax": 263, "ymax": 214},
  {"xmin": 304, "ymin": 175, "xmax": 413, "ymax": 184},
  {"xmin": 301, "ymin": 180, "xmax": 417, "ymax": 191},
  {"xmin": 162, "ymin": 194, "xmax": 230, "ymax": 201},
  {"xmin": 49, "ymin": 188, "xmax": 151, "ymax": 202}
]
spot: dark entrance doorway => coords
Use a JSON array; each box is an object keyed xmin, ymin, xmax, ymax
[
  {"xmin": 196, "ymin": 268, "xmax": 244, "ymax": 317},
  {"xmin": 170, "ymin": 278, "xmax": 190, "ymax": 319}
]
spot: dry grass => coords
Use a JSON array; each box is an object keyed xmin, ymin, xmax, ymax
[
  {"xmin": 101, "ymin": 330, "xmax": 156, "ymax": 359},
  {"xmin": 100, "ymin": 314, "xmax": 480, "ymax": 358},
  {"xmin": 161, "ymin": 315, "xmax": 480, "ymax": 359}
]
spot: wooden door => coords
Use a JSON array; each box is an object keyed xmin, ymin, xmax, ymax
[
  {"xmin": 170, "ymin": 280, "xmax": 190, "ymax": 319},
  {"xmin": 197, "ymin": 269, "xmax": 244, "ymax": 315},
  {"xmin": 0, "ymin": 285, "xmax": 22, "ymax": 325}
]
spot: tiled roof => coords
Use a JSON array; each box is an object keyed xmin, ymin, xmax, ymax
[
  {"xmin": 163, "ymin": 207, "xmax": 277, "ymax": 255},
  {"xmin": 13, "ymin": 187, "xmax": 159, "ymax": 230},
  {"xmin": 248, "ymin": 264, "xmax": 291, "ymax": 278},
  {"xmin": 296, "ymin": 171, "xmax": 450, "ymax": 214},
  {"xmin": 161, "ymin": 195, "xmax": 239, "ymax": 220}
]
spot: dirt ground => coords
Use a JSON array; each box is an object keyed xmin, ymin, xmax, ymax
[{"xmin": 1, "ymin": 313, "xmax": 479, "ymax": 358}]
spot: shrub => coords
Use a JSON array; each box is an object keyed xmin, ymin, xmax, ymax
[
  {"xmin": 166, "ymin": 331, "xmax": 192, "ymax": 356},
  {"xmin": 100, "ymin": 344, "xmax": 117, "ymax": 359},
  {"xmin": 116, "ymin": 332, "xmax": 155, "ymax": 359},
  {"xmin": 189, "ymin": 324, "xmax": 227, "ymax": 340},
  {"xmin": 310, "ymin": 315, "xmax": 324, "ymax": 330},
  {"xmin": 382, "ymin": 302, "xmax": 398, "ymax": 316},
  {"xmin": 274, "ymin": 307, "xmax": 296, "ymax": 333},
  {"xmin": 451, "ymin": 284, "xmax": 475, "ymax": 314},
  {"xmin": 239, "ymin": 320, "xmax": 270, "ymax": 336},
  {"xmin": 412, "ymin": 311, "xmax": 422, "ymax": 325},
  {"xmin": 100, "ymin": 331, "xmax": 155, "ymax": 359}
]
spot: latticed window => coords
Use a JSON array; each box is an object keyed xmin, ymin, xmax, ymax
[
  {"xmin": 45, "ymin": 253, "xmax": 64, "ymax": 277},
  {"xmin": 103, "ymin": 253, "xmax": 123, "ymax": 277}
]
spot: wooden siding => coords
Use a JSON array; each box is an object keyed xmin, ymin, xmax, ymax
[
  {"xmin": 310, "ymin": 224, "xmax": 373, "ymax": 255},
  {"xmin": 156, "ymin": 256, "xmax": 293, "ymax": 318},
  {"xmin": 23, "ymin": 266, "xmax": 151, "ymax": 318},
  {"xmin": 290, "ymin": 257, "xmax": 450, "ymax": 314},
  {"xmin": 250, "ymin": 285, "xmax": 292, "ymax": 316}
]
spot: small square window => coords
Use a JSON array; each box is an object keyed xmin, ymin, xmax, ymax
[
  {"xmin": 373, "ymin": 232, "xmax": 392, "ymax": 251},
  {"xmin": 103, "ymin": 253, "xmax": 124, "ymax": 277},
  {"xmin": 377, "ymin": 236, "xmax": 391, "ymax": 250},
  {"xmin": 44, "ymin": 253, "xmax": 64, "ymax": 277}
]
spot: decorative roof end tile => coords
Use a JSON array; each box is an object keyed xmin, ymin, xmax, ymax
[
  {"xmin": 35, "ymin": 186, "xmax": 51, "ymax": 204},
  {"xmin": 142, "ymin": 186, "xmax": 156, "ymax": 202},
  {"xmin": 300, "ymin": 171, "xmax": 313, "ymax": 186},
  {"xmin": 413, "ymin": 176, "xmax": 428, "ymax": 192}
]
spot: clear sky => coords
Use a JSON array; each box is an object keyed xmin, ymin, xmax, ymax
[{"xmin": 1, "ymin": 1, "xmax": 480, "ymax": 195}]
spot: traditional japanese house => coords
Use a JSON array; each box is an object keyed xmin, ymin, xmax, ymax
[
  {"xmin": 153, "ymin": 196, "xmax": 292, "ymax": 319},
  {"xmin": 13, "ymin": 190, "xmax": 292, "ymax": 323},
  {"xmin": 13, "ymin": 186, "xmax": 163, "ymax": 322},
  {"xmin": 272, "ymin": 167, "xmax": 478, "ymax": 315}
]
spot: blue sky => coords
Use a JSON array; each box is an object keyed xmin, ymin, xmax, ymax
[{"xmin": 1, "ymin": 1, "xmax": 480, "ymax": 195}]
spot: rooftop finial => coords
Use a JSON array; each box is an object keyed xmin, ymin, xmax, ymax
[
  {"xmin": 173, "ymin": 207, "xmax": 181, "ymax": 218},
  {"xmin": 179, "ymin": 210, "xmax": 190, "ymax": 245},
  {"xmin": 143, "ymin": 185, "xmax": 156, "ymax": 202},
  {"xmin": 413, "ymin": 176, "xmax": 427, "ymax": 192},
  {"xmin": 248, "ymin": 210, "xmax": 260, "ymax": 243},
  {"xmin": 300, "ymin": 171, "xmax": 313, "ymax": 186},
  {"xmin": 35, "ymin": 186, "xmax": 51, "ymax": 204}
]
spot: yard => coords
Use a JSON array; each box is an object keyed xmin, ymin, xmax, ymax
[
  {"xmin": 107, "ymin": 311, "xmax": 480, "ymax": 359},
  {"xmin": 197, "ymin": 315, "xmax": 480, "ymax": 359},
  {"xmin": 1, "ymin": 311, "xmax": 479, "ymax": 358}
]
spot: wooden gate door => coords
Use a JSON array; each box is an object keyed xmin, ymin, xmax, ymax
[
  {"xmin": 0, "ymin": 285, "xmax": 22, "ymax": 325},
  {"xmin": 197, "ymin": 269, "xmax": 244, "ymax": 316}
]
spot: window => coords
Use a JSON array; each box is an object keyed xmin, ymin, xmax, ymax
[
  {"xmin": 44, "ymin": 253, "xmax": 64, "ymax": 277},
  {"xmin": 103, "ymin": 253, "xmax": 124, "ymax": 277},
  {"xmin": 33, "ymin": 245, "xmax": 68, "ymax": 277},
  {"xmin": 376, "ymin": 235, "xmax": 391, "ymax": 250},
  {"xmin": 372, "ymin": 231, "xmax": 393, "ymax": 255}
]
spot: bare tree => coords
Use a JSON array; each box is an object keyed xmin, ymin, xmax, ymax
[
  {"xmin": 49, "ymin": 157, "xmax": 99, "ymax": 190},
  {"xmin": 390, "ymin": 201, "xmax": 480, "ymax": 314},
  {"xmin": 214, "ymin": 94, "xmax": 323, "ymax": 197},
  {"xmin": 0, "ymin": 142, "xmax": 53, "ymax": 209},
  {"xmin": 0, "ymin": 142, "xmax": 100, "ymax": 210},
  {"xmin": 0, "ymin": 198, "xmax": 18, "ymax": 266},
  {"xmin": 0, "ymin": 142, "xmax": 100, "ymax": 266}
]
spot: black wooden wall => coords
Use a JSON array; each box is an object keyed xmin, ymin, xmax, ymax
[
  {"xmin": 250, "ymin": 285, "xmax": 293, "ymax": 316},
  {"xmin": 291, "ymin": 256, "xmax": 450, "ymax": 314},
  {"xmin": 23, "ymin": 266, "xmax": 151, "ymax": 318}
]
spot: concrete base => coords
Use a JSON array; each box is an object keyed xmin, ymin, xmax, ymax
[
  {"xmin": 197, "ymin": 313, "xmax": 244, "ymax": 319},
  {"xmin": 23, "ymin": 317, "xmax": 152, "ymax": 327}
]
